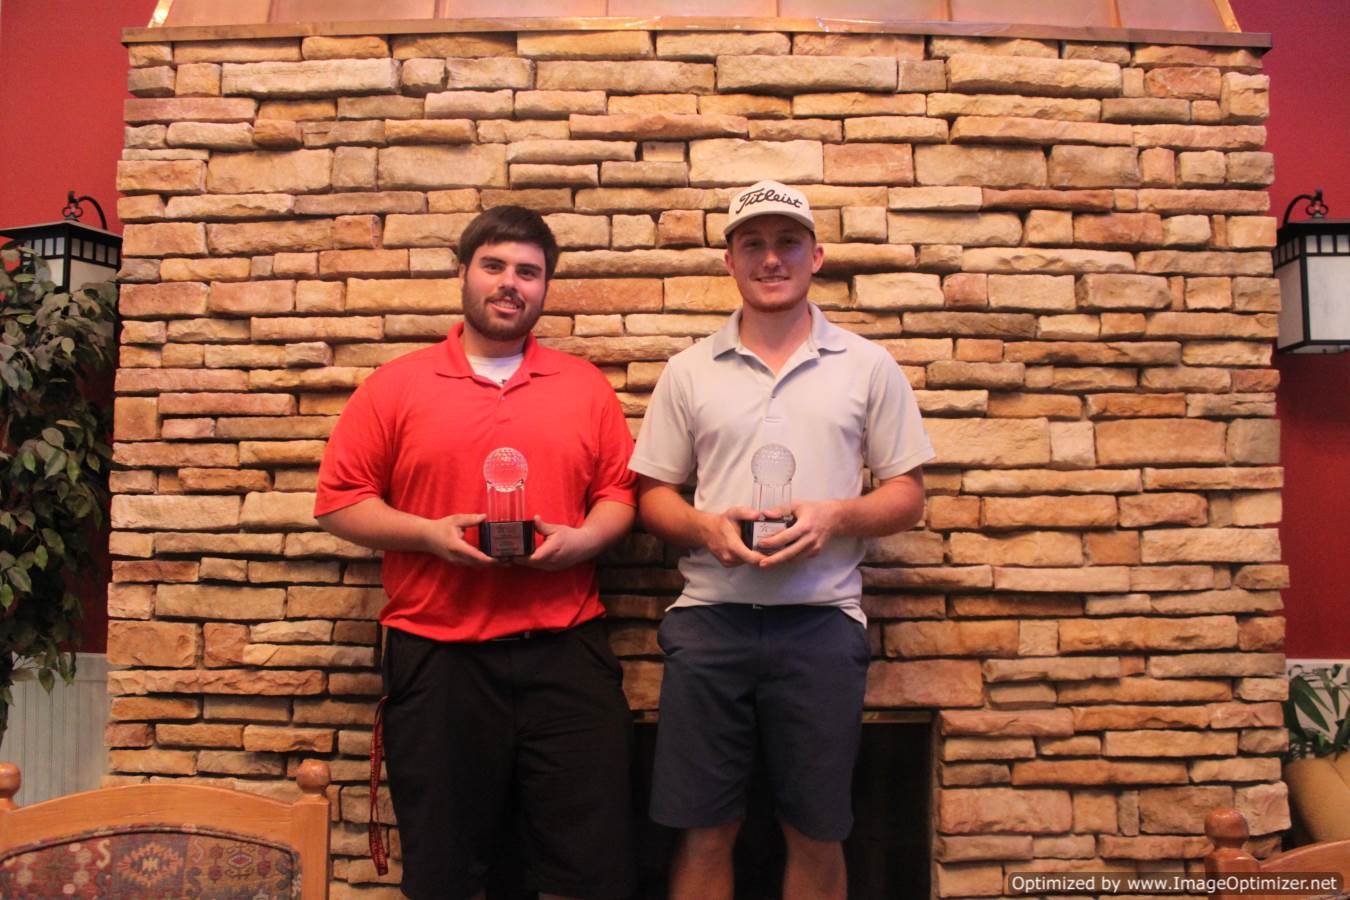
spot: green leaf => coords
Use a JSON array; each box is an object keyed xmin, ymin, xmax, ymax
[
  {"xmin": 1291, "ymin": 677, "xmax": 1332, "ymax": 731},
  {"xmin": 59, "ymin": 337, "xmax": 74, "ymax": 355},
  {"xmin": 37, "ymin": 669, "xmax": 53, "ymax": 692},
  {"xmin": 20, "ymin": 449, "xmax": 35, "ymax": 472},
  {"xmin": 41, "ymin": 528, "xmax": 63, "ymax": 554},
  {"xmin": 1284, "ymin": 696, "xmax": 1303, "ymax": 731},
  {"xmin": 41, "ymin": 427, "xmax": 63, "ymax": 447},
  {"xmin": 6, "ymin": 567, "xmax": 31, "ymax": 593},
  {"xmin": 1323, "ymin": 670, "xmax": 1345, "ymax": 718},
  {"xmin": 1334, "ymin": 713, "xmax": 1350, "ymax": 753},
  {"xmin": 0, "ymin": 584, "xmax": 12, "ymax": 609},
  {"xmin": 44, "ymin": 449, "xmax": 67, "ymax": 478},
  {"xmin": 33, "ymin": 546, "xmax": 47, "ymax": 569}
]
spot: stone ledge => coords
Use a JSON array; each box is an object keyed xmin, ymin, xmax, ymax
[{"xmin": 124, "ymin": 17, "xmax": 1271, "ymax": 51}]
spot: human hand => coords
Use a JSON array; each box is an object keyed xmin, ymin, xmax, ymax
[
  {"xmin": 699, "ymin": 506, "xmax": 766, "ymax": 568},
  {"xmin": 522, "ymin": 516, "xmax": 599, "ymax": 571},
  {"xmin": 422, "ymin": 513, "xmax": 497, "ymax": 567},
  {"xmin": 755, "ymin": 499, "xmax": 842, "ymax": 567}
]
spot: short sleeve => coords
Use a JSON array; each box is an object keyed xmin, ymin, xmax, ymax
[
  {"xmin": 628, "ymin": 359, "xmax": 696, "ymax": 486},
  {"xmin": 588, "ymin": 374, "xmax": 638, "ymax": 507},
  {"xmin": 314, "ymin": 376, "xmax": 395, "ymax": 517},
  {"xmin": 863, "ymin": 353, "xmax": 936, "ymax": 480}
]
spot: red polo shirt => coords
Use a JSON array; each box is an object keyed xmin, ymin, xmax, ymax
[{"xmin": 314, "ymin": 325, "xmax": 636, "ymax": 641}]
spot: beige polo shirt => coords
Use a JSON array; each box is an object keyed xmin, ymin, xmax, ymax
[{"xmin": 630, "ymin": 304, "xmax": 934, "ymax": 621}]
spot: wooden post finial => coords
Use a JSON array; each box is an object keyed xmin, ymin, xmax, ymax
[
  {"xmin": 296, "ymin": 759, "xmax": 331, "ymax": 796},
  {"xmin": 0, "ymin": 762, "xmax": 21, "ymax": 809}
]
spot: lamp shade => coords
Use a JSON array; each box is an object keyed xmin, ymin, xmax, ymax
[
  {"xmin": 1275, "ymin": 218, "xmax": 1350, "ymax": 353},
  {"xmin": 0, "ymin": 220, "xmax": 122, "ymax": 292}
]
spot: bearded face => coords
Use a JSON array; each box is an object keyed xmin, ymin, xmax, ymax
[{"xmin": 459, "ymin": 241, "xmax": 548, "ymax": 348}]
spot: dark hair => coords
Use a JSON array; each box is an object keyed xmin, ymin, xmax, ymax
[{"xmin": 458, "ymin": 205, "xmax": 560, "ymax": 280}]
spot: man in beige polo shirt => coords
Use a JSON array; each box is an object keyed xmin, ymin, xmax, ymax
[{"xmin": 629, "ymin": 181, "xmax": 934, "ymax": 899}]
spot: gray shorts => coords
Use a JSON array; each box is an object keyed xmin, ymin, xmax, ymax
[{"xmin": 650, "ymin": 603, "xmax": 870, "ymax": 842}]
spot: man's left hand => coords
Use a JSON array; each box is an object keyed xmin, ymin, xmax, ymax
[
  {"xmin": 522, "ymin": 516, "xmax": 599, "ymax": 571},
  {"xmin": 755, "ymin": 499, "xmax": 843, "ymax": 567}
]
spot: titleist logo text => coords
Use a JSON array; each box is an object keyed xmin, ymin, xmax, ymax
[{"xmin": 734, "ymin": 187, "xmax": 804, "ymax": 213}]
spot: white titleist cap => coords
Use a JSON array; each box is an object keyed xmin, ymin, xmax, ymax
[{"xmin": 723, "ymin": 180, "xmax": 815, "ymax": 239}]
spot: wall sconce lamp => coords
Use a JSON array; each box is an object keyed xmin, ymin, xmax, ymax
[
  {"xmin": 0, "ymin": 192, "xmax": 122, "ymax": 292},
  {"xmin": 1276, "ymin": 189, "xmax": 1350, "ymax": 353}
]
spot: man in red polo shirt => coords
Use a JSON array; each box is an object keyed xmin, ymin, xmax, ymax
[{"xmin": 314, "ymin": 206, "xmax": 637, "ymax": 900}]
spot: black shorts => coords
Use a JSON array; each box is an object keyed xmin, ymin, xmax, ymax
[
  {"xmin": 649, "ymin": 604, "xmax": 870, "ymax": 843},
  {"xmin": 382, "ymin": 619, "xmax": 635, "ymax": 900}
]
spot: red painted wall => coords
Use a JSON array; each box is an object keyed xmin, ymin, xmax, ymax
[
  {"xmin": 1231, "ymin": 0, "xmax": 1350, "ymax": 659},
  {"xmin": 0, "ymin": 0, "xmax": 1345, "ymax": 657},
  {"xmin": 0, "ymin": 0, "xmax": 156, "ymax": 653},
  {"xmin": 0, "ymin": 0, "xmax": 155, "ymax": 232}
]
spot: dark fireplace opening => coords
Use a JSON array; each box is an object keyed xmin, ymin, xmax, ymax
[
  {"xmin": 631, "ymin": 716, "xmax": 931, "ymax": 900},
  {"xmin": 479, "ymin": 717, "xmax": 931, "ymax": 899}
]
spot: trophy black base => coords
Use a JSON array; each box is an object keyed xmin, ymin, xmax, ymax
[
  {"xmin": 741, "ymin": 516, "xmax": 796, "ymax": 552},
  {"xmin": 480, "ymin": 520, "xmax": 535, "ymax": 558}
]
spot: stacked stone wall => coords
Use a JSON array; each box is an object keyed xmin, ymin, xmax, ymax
[{"xmin": 114, "ymin": 25, "xmax": 1286, "ymax": 896}]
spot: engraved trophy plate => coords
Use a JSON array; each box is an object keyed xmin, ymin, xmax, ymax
[
  {"xmin": 751, "ymin": 519, "xmax": 789, "ymax": 545},
  {"xmin": 481, "ymin": 520, "xmax": 532, "ymax": 558},
  {"xmin": 482, "ymin": 447, "xmax": 534, "ymax": 558},
  {"xmin": 741, "ymin": 443, "xmax": 797, "ymax": 551}
]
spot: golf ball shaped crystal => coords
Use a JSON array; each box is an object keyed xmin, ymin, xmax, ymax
[
  {"xmin": 751, "ymin": 443, "xmax": 795, "ymax": 486},
  {"xmin": 483, "ymin": 447, "xmax": 527, "ymax": 487}
]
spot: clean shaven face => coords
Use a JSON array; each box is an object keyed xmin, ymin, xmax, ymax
[{"xmin": 724, "ymin": 214, "xmax": 824, "ymax": 314}]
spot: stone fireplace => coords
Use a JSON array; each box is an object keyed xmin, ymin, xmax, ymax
[{"xmin": 111, "ymin": 14, "xmax": 1287, "ymax": 897}]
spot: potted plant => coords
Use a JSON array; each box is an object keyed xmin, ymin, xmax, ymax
[
  {"xmin": 1282, "ymin": 663, "xmax": 1350, "ymax": 843},
  {"xmin": 0, "ymin": 245, "xmax": 116, "ymax": 749}
]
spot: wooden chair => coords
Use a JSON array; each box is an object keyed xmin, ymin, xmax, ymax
[
  {"xmin": 0, "ymin": 759, "xmax": 331, "ymax": 899},
  {"xmin": 1205, "ymin": 807, "xmax": 1350, "ymax": 900}
]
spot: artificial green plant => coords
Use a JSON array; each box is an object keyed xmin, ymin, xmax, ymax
[{"xmin": 0, "ymin": 245, "xmax": 115, "ymax": 745}]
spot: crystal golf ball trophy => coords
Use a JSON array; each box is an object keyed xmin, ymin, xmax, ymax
[
  {"xmin": 740, "ymin": 443, "xmax": 797, "ymax": 551},
  {"xmin": 480, "ymin": 447, "xmax": 534, "ymax": 558}
]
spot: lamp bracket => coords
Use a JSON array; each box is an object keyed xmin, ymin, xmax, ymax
[
  {"xmin": 61, "ymin": 191, "xmax": 109, "ymax": 231},
  {"xmin": 1283, "ymin": 188, "xmax": 1330, "ymax": 226}
]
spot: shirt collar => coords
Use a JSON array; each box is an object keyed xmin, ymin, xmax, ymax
[
  {"xmin": 435, "ymin": 322, "xmax": 560, "ymax": 379},
  {"xmin": 710, "ymin": 302, "xmax": 848, "ymax": 360}
]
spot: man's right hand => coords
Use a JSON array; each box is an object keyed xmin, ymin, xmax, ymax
[
  {"xmin": 421, "ymin": 513, "xmax": 497, "ymax": 567},
  {"xmin": 699, "ymin": 507, "xmax": 766, "ymax": 568}
]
